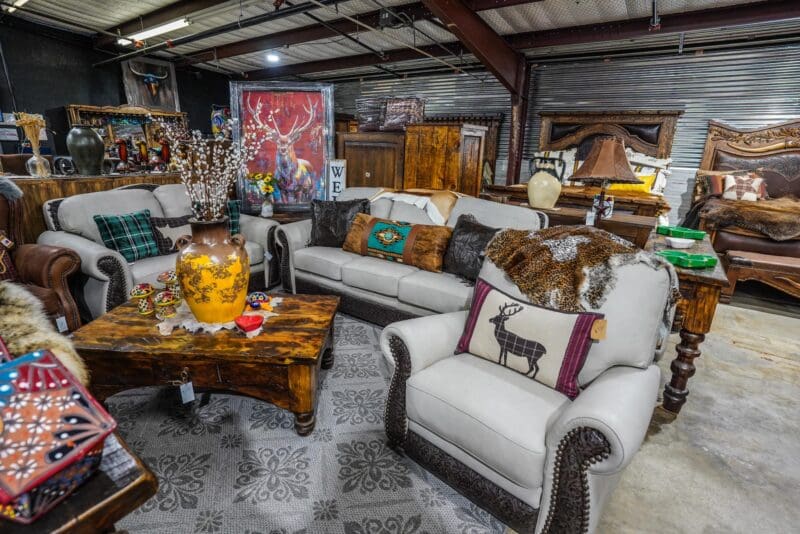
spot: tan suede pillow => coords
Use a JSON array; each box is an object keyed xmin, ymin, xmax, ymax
[{"xmin": 342, "ymin": 213, "xmax": 453, "ymax": 272}]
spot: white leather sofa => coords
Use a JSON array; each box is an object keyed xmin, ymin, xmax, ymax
[
  {"xmin": 275, "ymin": 187, "xmax": 548, "ymax": 325},
  {"xmin": 38, "ymin": 184, "xmax": 277, "ymax": 320},
  {"xmin": 380, "ymin": 257, "xmax": 675, "ymax": 533}
]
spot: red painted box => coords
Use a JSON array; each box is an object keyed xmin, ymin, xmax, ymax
[{"xmin": 0, "ymin": 349, "xmax": 117, "ymax": 524}]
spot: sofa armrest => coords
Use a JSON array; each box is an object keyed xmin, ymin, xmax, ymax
[
  {"xmin": 274, "ymin": 219, "xmax": 312, "ymax": 292},
  {"xmin": 240, "ymin": 214, "xmax": 279, "ymax": 286},
  {"xmin": 380, "ymin": 312, "xmax": 467, "ymax": 447},
  {"xmin": 37, "ymin": 231, "xmax": 132, "ymax": 318},
  {"xmin": 536, "ymin": 365, "xmax": 659, "ymax": 534}
]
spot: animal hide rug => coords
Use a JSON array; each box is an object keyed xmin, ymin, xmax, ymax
[
  {"xmin": 700, "ymin": 196, "xmax": 800, "ymax": 241},
  {"xmin": 485, "ymin": 226, "xmax": 679, "ymax": 333},
  {"xmin": 0, "ymin": 281, "xmax": 89, "ymax": 385}
]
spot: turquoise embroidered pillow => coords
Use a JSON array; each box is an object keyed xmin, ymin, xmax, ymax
[{"xmin": 94, "ymin": 209, "xmax": 159, "ymax": 262}]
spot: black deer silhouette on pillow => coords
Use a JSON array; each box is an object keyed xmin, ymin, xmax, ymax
[{"xmin": 489, "ymin": 303, "xmax": 547, "ymax": 378}]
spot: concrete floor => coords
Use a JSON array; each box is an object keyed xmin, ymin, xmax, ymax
[{"xmin": 599, "ymin": 304, "xmax": 800, "ymax": 533}]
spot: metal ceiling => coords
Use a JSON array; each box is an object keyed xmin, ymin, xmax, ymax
[{"xmin": 2, "ymin": 0, "xmax": 794, "ymax": 78}]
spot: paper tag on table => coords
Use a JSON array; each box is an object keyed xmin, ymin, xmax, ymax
[{"xmin": 180, "ymin": 381, "xmax": 195, "ymax": 404}]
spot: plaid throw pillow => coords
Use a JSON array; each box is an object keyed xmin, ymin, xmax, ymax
[
  {"xmin": 227, "ymin": 200, "xmax": 241, "ymax": 235},
  {"xmin": 94, "ymin": 209, "xmax": 160, "ymax": 263},
  {"xmin": 0, "ymin": 231, "xmax": 17, "ymax": 282}
]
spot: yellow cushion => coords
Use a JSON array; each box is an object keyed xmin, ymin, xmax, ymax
[{"xmin": 608, "ymin": 174, "xmax": 656, "ymax": 193}]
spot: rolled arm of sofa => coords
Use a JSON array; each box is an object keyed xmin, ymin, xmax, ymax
[
  {"xmin": 379, "ymin": 312, "xmax": 467, "ymax": 447},
  {"xmin": 274, "ymin": 219, "xmax": 312, "ymax": 293},
  {"xmin": 37, "ymin": 231, "xmax": 132, "ymax": 318},
  {"xmin": 536, "ymin": 365, "xmax": 660, "ymax": 534}
]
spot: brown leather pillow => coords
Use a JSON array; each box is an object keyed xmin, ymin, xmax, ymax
[
  {"xmin": 0, "ymin": 231, "xmax": 18, "ymax": 281},
  {"xmin": 342, "ymin": 213, "xmax": 452, "ymax": 272}
]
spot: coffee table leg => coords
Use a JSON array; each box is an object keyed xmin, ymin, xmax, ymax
[
  {"xmin": 321, "ymin": 326, "xmax": 334, "ymax": 370},
  {"xmin": 294, "ymin": 411, "xmax": 316, "ymax": 436}
]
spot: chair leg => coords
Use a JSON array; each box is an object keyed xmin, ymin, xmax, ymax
[{"xmin": 720, "ymin": 266, "xmax": 738, "ymax": 304}]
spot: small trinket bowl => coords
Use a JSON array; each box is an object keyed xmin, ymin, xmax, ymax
[
  {"xmin": 154, "ymin": 290, "xmax": 179, "ymax": 320},
  {"xmin": 130, "ymin": 283, "xmax": 155, "ymax": 316}
]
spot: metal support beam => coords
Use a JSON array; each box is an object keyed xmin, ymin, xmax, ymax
[
  {"xmin": 422, "ymin": 0, "xmax": 526, "ymax": 96},
  {"xmin": 97, "ymin": 0, "xmax": 227, "ymax": 47},
  {"xmin": 506, "ymin": 62, "xmax": 530, "ymax": 185},
  {"xmin": 464, "ymin": 0, "xmax": 543, "ymax": 8}
]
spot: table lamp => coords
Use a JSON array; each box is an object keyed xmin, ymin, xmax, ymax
[{"xmin": 570, "ymin": 136, "xmax": 641, "ymax": 226}]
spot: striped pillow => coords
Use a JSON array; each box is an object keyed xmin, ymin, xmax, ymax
[
  {"xmin": 94, "ymin": 209, "xmax": 159, "ymax": 263},
  {"xmin": 456, "ymin": 278, "xmax": 604, "ymax": 398}
]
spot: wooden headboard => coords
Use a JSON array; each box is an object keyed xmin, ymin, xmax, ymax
[
  {"xmin": 700, "ymin": 119, "xmax": 800, "ymax": 198},
  {"xmin": 539, "ymin": 110, "xmax": 683, "ymax": 160}
]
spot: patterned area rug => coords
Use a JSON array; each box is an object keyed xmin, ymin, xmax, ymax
[{"xmin": 111, "ymin": 315, "xmax": 507, "ymax": 534}]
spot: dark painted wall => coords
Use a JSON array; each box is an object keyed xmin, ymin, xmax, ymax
[{"xmin": 0, "ymin": 16, "xmax": 229, "ymax": 153}]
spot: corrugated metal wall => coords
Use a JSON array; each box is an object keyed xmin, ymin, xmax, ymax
[{"xmin": 334, "ymin": 42, "xmax": 800, "ymax": 222}]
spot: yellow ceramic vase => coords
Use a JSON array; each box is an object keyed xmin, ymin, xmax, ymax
[{"xmin": 175, "ymin": 218, "xmax": 249, "ymax": 323}]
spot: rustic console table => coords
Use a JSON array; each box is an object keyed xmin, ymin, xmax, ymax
[
  {"xmin": 11, "ymin": 173, "xmax": 181, "ymax": 243},
  {"xmin": 646, "ymin": 232, "xmax": 729, "ymax": 415}
]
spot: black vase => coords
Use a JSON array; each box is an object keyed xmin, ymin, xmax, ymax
[{"xmin": 66, "ymin": 125, "xmax": 105, "ymax": 176}]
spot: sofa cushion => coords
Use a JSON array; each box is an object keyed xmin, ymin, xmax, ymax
[
  {"xmin": 388, "ymin": 201, "xmax": 436, "ymax": 225},
  {"xmin": 397, "ymin": 270, "xmax": 472, "ymax": 313},
  {"xmin": 153, "ymin": 184, "xmax": 192, "ymax": 218},
  {"xmin": 342, "ymin": 213, "xmax": 453, "ymax": 272},
  {"xmin": 310, "ymin": 198, "xmax": 370, "ymax": 247},
  {"xmin": 131, "ymin": 240, "xmax": 264, "ymax": 285},
  {"xmin": 447, "ymin": 196, "xmax": 542, "ymax": 231},
  {"xmin": 294, "ymin": 247, "xmax": 360, "ymax": 281},
  {"xmin": 443, "ymin": 214, "xmax": 499, "ymax": 281},
  {"xmin": 150, "ymin": 215, "xmax": 191, "ymax": 255},
  {"xmin": 94, "ymin": 210, "xmax": 160, "ymax": 263},
  {"xmin": 370, "ymin": 198, "xmax": 393, "ymax": 219},
  {"xmin": 341, "ymin": 256, "xmax": 418, "ymax": 297},
  {"xmin": 58, "ymin": 189, "xmax": 164, "ymax": 244},
  {"xmin": 456, "ymin": 278, "xmax": 603, "ymax": 399},
  {"xmin": 407, "ymin": 354, "xmax": 569, "ymax": 490}
]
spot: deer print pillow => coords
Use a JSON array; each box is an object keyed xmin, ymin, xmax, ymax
[{"xmin": 456, "ymin": 278, "xmax": 604, "ymax": 398}]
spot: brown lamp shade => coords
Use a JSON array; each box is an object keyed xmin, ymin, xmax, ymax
[{"xmin": 571, "ymin": 137, "xmax": 642, "ymax": 185}]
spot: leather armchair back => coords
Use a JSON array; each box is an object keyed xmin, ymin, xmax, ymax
[{"xmin": 0, "ymin": 195, "xmax": 22, "ymax": 245}]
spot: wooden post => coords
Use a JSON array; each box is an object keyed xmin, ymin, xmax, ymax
[{"xmin": 507, "ymin": 62, "xmax": 530, "ymax": 185}]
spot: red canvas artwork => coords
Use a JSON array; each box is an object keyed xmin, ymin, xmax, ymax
[{"xmin": 241, "ymin": 90, "xmax": 327, "ymax": 208}]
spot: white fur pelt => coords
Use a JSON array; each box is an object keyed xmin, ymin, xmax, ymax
[{"xmin": 0, "ymin": 282, "xmax": 89, "ymax": 385}]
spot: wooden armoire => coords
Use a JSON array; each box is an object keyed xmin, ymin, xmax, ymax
[
  {"xmin": 403, "ymin": 123, "xmax": 487, "ymax": 196},
  {"xmin": 335, "ymin": 132, "xmax": 405, "ymax": 189}
]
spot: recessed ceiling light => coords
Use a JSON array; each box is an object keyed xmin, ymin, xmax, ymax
[{"xmin": 267, "ymin": 53, "xmax": 280, "ymax": 63}]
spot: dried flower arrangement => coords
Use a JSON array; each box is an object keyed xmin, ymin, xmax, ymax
[
  {"xmin": 14, "ymin": 112, "xmax": 50, "ymax": 177},
  {"xmin": 157, "ymin": 118, "xmax": 264, "ymax": 221}
]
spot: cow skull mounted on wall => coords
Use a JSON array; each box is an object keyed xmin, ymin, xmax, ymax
[{"xmin": 129, "ymin": 63, "xmax": 169, "ymax": 98}]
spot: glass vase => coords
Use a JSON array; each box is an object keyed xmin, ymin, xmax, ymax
[
  {"xmin": 25, "ymin": 154, "xmax": 52, "ymax": 178},
  {"xmin": 260, "ymin": 201, "xmax": 274, "ymax": 218}
]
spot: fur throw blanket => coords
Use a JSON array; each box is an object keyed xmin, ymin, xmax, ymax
[
  {"xmin": 486, "ymin": 226, "xmax": 679, "ymax": 333},
  {"xmin": 699, "ymin": 196, "xmax": 800, "ymax": 241},
  {"xmin": 0, "ymin": 282, "xmax": 89, "ymax": 385}
]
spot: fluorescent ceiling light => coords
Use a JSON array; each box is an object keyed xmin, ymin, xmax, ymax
[
  {"xmin": 6, "ymin": 0, "xmax": 30, "ymax": 13},
  {"xmin": 266, "ymin": 53, "xmax": 280, "ymax": 63},
  {"xmin": 120, "ymin": 18, "xmax": 191, "ymax": 44}
]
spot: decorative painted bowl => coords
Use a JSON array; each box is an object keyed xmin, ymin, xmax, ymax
[
  {"xmin": 157, "ymin": 270, "xmax": 178, "ymax": 286},
  {"xmin": 129, "ymin": 283, "xmax": 154, "ymax": 299},
  {"xmin": 666, "ymin": 236, "xmax": 695, "ymax": 249},
  {"xmin": 247, "ymin": 292, "xmax": 270, "ymax": 307}
]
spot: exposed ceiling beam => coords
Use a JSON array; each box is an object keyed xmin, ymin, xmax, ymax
[
  {"xmin": 422, "ymin": 0, "xmax": 526, "ymax": 96},
  {"xmin": 463, "ymin": 0, "xmax": 543, "ymax": 9},
  {"xmin": 97, "ymin": 0, "xmax": 228, "ymax": 47},
  {"xmin": 182, "ymin": 2, "xmax": 431, "ymax": 65},
  {"xmin": 243, "ymin": 0, "xmax": 800, "ymax": 79}
]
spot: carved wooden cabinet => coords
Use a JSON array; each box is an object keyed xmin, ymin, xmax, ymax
[
  {"xmin": 403, "ymin": 123, "xmax": 487, "ymax": 196},
  {"xmin": 336, "ymin": 132, "xmax": 405, "ymax": 189}
]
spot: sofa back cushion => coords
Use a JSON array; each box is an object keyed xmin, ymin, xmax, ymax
[
  {"xmin": 153, "ymin": 184, "xmax": 192, "ymax": 218},
  {"xmin": 387, "ymin": 201, "xmax": 435, "ymax": 224},
  {"xmin": 478, "ymin": 258, "xmax": 671, "ymax": 386},
  {"xmin": 448, "ymin": 197, "xmax": 543, "ymax": 231},
  {"xmin": 58, "ymin": 189, "xmax": 164, "ymax": 245}
]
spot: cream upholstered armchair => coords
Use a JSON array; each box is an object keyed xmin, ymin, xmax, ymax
[{"xmin": 380, "ymin": 258, "xmax": 675, "ymax": 534}]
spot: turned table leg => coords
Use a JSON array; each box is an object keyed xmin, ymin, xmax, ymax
[
  {"xmin": 663, "ymin": 329, "xmax": 704, "ymax": 413},
  {"xmin": 294, "ymin": 411, "xmax": 316, "ymax": 436}
]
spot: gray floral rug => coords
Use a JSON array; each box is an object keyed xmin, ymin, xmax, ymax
[{"xmin": 110, "ymin": 315, "xmax": 507, "ymax": 534}]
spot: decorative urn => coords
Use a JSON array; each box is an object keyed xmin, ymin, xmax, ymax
[
  {"xmin": 175, "ymin": 217, "xmax": 250, "ymax": 323},
  {"xmin": 66, "ymin": 124, "xmax": 105, "ymax": 175},
  {"xmin": 527, "ymin": 170, "xmax": 562, "ymax": 209}
]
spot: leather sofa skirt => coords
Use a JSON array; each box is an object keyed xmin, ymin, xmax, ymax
[{"xmin": 714, "ymin": 228, "xmax": 800, "ymax": 257}]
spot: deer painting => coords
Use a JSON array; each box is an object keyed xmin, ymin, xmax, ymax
[
  {"xmin": 128, "ymin": 63, "xmax": 169, "ymax": 98},
  {"xmin": 489, "ymin": 303, "xmax": 547, "ymax": 378},
  {"xmin": 247, "ymin": 94, "xmax": 318, "ymax": 204}
]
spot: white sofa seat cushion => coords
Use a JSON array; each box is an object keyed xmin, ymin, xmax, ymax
[
  {"xmin": 406, "ymin": 354, "xmax": 570, "ymax": 490},
  {"xmin": 130, "ymin": 240, "xmax": 264, "ymax": 286},
  {"xmin": 398, "ymin": 271, "xmax": 473, "ymax": 313},
  {"xmin": 294, "ymin": 247, "xmax": 361, "ymax": 281},
  {"xmin": 341, "ymin": 257, "xmax": 418, "ymax": 297}
]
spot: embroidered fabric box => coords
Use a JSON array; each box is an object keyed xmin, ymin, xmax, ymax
[{"xmin": 0, "ymin": 350, "xmax": 116, "ymax": 524}]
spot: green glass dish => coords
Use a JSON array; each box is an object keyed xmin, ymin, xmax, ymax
[
  {"xmin": 656, "ymin": 250, "xmax": 718, "ymax": 269},
  {"xmin": 656, "ymin": 225, "xmax": 707, "ymax": 240}
]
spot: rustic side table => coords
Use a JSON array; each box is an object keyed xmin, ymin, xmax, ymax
[
  {"xmin": 4, "ymin": 433, "xmax": 156, "ymax": 534},
  {"xmin": 646, "ymin": 232, "xmax": 729, "ymax": 415}
]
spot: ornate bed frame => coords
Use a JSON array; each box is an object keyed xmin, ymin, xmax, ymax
[
  {"xmin": 487, "ymin": 110, "xmax": 683, "ymax": 217},
  {"xmin": 695, "ymin": 119, "xmax": 800, "ymax": 301}
]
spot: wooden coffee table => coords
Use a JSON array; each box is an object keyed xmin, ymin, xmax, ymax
[{"xmin": 72, "ymin": 294, "xmax": 339, "ymax": 435}]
